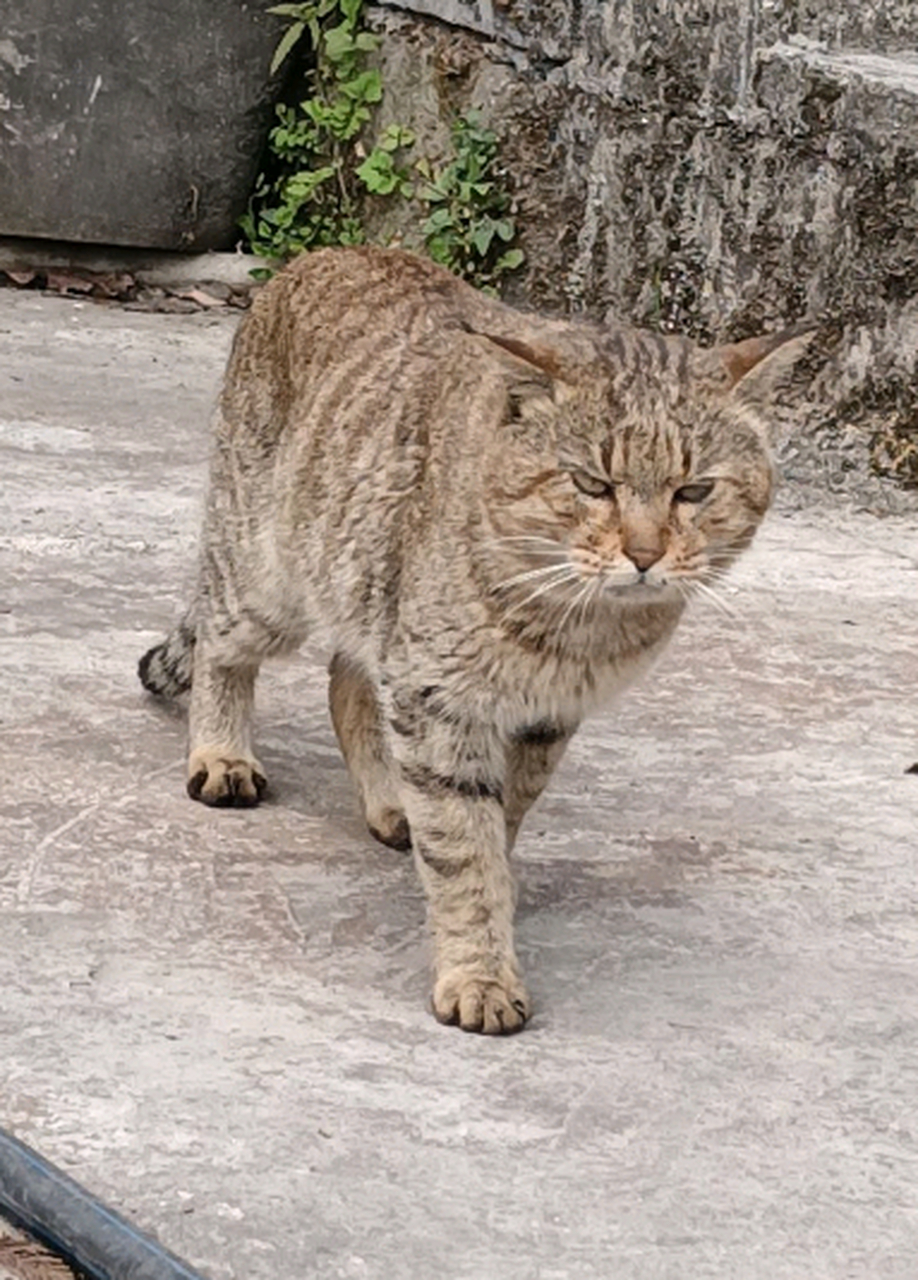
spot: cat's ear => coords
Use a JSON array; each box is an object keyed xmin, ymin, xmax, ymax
[
  {"xmin": 467, "ymin": 330, "xmax": 572, "ymax": 424},
  {"xmin": 474, "ymin": 332, "xmax": 567, "ymax": 383},
  {"xmin": 715, "ymin": 325, "xmax": 818, "ymax": 398}
]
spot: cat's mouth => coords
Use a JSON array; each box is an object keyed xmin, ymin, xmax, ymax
[{"xmin": 598, "ymin": 571, "xmax": 678, "ymax": 602}]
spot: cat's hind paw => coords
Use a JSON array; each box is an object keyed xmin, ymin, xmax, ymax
[
  {"xmin": 187, "ymin": 748, "xmax": 267, "ymax": 808},
  {"xmin": 433, "ymin": 968, "xmax": 531, "ymax": 1035}
]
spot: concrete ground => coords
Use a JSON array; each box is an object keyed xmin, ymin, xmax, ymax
[{"xmin": 1, "ymin": 287, "xmax": 917, "ymax": 1280}]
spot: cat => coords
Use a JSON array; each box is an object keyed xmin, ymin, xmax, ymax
[{"xmin": 139, "ymin": 245, "xmax": 811, "ymax": 1035}]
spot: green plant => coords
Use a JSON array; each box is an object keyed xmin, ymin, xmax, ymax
[
  {"xmin": 415, "ymin": 111, "xmax": 524, "ymax": 291},
  {"xmin": 240, "ymin": 0, "xmax": 394, "ymax": 260},
  {"xmin": 241, "ymin": 4, "xmax": 524, "ymax": 291},
  {"xmin": 356, "ymin": 123, "xmax": 416, "ymax": 196}
]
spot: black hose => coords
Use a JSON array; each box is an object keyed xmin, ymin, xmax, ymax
[{"xmin": 0, "ymin": 1127, "xmax": 210, "ymax": 1280}]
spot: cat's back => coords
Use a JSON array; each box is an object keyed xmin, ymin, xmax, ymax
[
  {"xmin": 281, "ymin": 243, "xmax": 475, "ymax": 314},
  {"xmin": 254, "ymin": 246, "xmax": 486, "ymax": 356},
  {"xmin": 218, "ymin": 246, "xmax": 527, "ymax": 465}
]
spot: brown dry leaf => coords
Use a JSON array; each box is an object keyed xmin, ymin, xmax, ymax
[
  {"xmin": 93, "ymin": 272, "xmax": 136, "ymax": 298},
  {"xmin": 3, "ymin": 270, "xmax": 37, "ymax": 287},
  {"xmin": 45, "ymin": 272, "xmax": 96, "ymax": 295},
  {"xmin": 155, "ymin": 296, "xmax": 202, "ymax": 314},
  {"xmin": 175, "ymin": 288, "xmax": 227, "ymax": 309}
]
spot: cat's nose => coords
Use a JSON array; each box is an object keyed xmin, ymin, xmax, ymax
[{"xmin": 625, "ymin": 545, "xmax": 665, "ymax": 572}]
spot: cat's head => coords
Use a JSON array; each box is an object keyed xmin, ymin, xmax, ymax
[{"xmin": 474, "ymin": 321, "xmax": 813, "ymax": 613}]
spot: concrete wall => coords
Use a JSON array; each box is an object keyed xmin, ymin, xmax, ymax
[
  {"xmin": 0, "ymin": 0, "xmax": 281, "ymax": 250},
  {"xmin": 367, "ymin": 0, "xmax": 918, "ymax": 483}
]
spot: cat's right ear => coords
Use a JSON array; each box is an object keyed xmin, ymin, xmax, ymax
[
  {"xmin": 462, "ymin": 329, "xmax": 568, "ymax": 425},
  {"xmin": 474, "ymin": 332, "xmax": 566, "ymax": 383}
]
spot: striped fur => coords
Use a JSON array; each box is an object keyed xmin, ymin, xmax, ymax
[
  {"xmin": 138, "ymin": 618, "xmax": 195, "ymax": 698},
  {"xmin": 139, "ymin": 246, "xmax": 810, "ymax": 1033}
]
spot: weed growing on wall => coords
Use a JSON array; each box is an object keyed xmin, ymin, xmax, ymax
[
  {"xmin": 414, "ymin": 112, "xmax": 524, "ymax": 289},
  {"xmin": 239, "ymin": 0, "xmax": 390, "ymax": 258},
  {"xmin": 241, "ymin": 0, "xmax": 523, "ymax": 289}
]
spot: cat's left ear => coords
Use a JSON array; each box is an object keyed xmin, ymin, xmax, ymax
[{"xmin": 715, "ymin": 325, "xmax": 819, "ymax": 399}]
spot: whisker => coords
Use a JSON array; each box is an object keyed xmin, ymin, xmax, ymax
[
  {"xmin": 694, "ymin": 565, "xmax": 749, "ymax": 610},
  {"xmin": 498, "ymin": 567, "xmax": 580, "ymax": 619},
  {"xmin": 483, "ymin": 536, "xmax": 567, "ymax": 558},
  {"xmin": 491, "ymin": 561, "xmax": 570, "ymax": 594},
  {"xmin": 696, "ymin": 561, "xmax": 734, "ymax": 583},
  {"xmin": 687, "ymin": 578, "xmax": 740, "ymax": 620},
  {"xmin": 486, "ymin": 546, "xmax": 568, "ymax": 565},
  {"xmin": 485, "ymin": 535, "xmax": 565, "ymax": 546},
  {"xmin": 555, "ymin": 577, "xmax": 594, "ymax": 634},
  {"xmin": 578, "ymin": 576, "xmax": 601, "ymax": 630}
]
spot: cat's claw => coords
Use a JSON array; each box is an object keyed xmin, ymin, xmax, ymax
[
  {"xmin": 187, "ymin": 749, "xmax": 267, "ymax": 808},
  {"xmin": 433, "ymin": 969, "xmax": 531, "ymax": 1035}
]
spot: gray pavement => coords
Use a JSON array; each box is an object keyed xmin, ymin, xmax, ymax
[{"xmin": 1, "ymin": 288, "xmax": 917, "ymax": 1280}]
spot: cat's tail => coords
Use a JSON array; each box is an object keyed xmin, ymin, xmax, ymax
[{"xmin": 138, "ymin": 618, "xmax": 195, "ymax": 698}]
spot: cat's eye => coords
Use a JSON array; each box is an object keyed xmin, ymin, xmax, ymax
[
  {"xmin": 570, "ymin": 469, "xmax": 615, "ymax": 500},
  {"xmin": 673, "ymin": 480, "xmax": 715, "ymax": 504}
]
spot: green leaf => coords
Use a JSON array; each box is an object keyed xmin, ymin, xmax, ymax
[
  {"xmin": 495, "ymin": 218, "xmax": 515, "ymax": 241},
  {"xmin": 356, "ymin": 149, "xmax": 400, "ymax": 194},
  {"xmin": 270, "ymin": 20, "xmax": 306, "ymax": 75},
  {"xmin": 428, "ymin": 174, "xmax": 453, "ymax": 200},
  {"xmin": 369, "ymin": 172, "xmax": 399, "ymax": 195},
  {"xmin": 267, "ymin": 4, "xmax": 309, "ymax": 16},
  {"xmin": 422, "ymin": 207, "xmax": 452, "ymax": 232},
  {"xmin": 323, "ymin": 24, "xmax": 356, "ymax": 61},
  {"xmin": 341, "ymin": 69, "xmax": 382, "ymax": 103},
  {"xmin": 425, "ymin": 235, "xmax": 454, "ymax": 266},
  {"xmin": 284, "ymin": 165, "xmax": 336, "ymax": 203},
  {"xmin": 495, "ymin": 248, "xmax": 524, "ymax": 271},
  {"xmin": 330, "ymin": 102, "xmax": 370, "ymax": 141},
  {"xmin": 380, "ymin": 123, "xmax": 414, "ymax": 151},
  {"xmin": 471, "ymin": 221, "xmax": 496, "ymax": 256}
]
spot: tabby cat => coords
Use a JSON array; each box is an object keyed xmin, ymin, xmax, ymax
[{"xmin": 139, "ymin": 246, "xmax": 809, "ymax": 1034}]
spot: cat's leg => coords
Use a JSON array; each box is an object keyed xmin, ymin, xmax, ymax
[
  {"xmin": 386, "ymin": 688, "xmax": 528, "ymax": 1034},
  {"xmin": 138, "ymin": 613, "xmax": 196, "ymax": 698},
  {"xmin": 184, "ymin": 546, "xmax": 279, "ymax": 806},
  {"xmin": 186, "ymin": 632, "xmax": 266, "ymax": 806},
  {"xmin": 504, "ymin": 723, "xmax": 573, "ymax": 852},
  {"xmin": 328, "ymin": 652, "xmax": 410, "ymax": 851}
]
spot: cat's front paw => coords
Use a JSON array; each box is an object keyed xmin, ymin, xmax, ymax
[
  {"xmin": 366, "ymin": 805, "xmax": 411, "ymax": 852},
  {"xmin": 187, "ymin": 748, "xmax": 267, "ymax": 808},
  {"xmin": 433, "ymin": 967, "xmax": 531, "ymax": 1035}
]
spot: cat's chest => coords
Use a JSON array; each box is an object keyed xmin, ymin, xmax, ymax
[
  {"xmin": 484, "ymin": 620, "xmax": 678, "ymax": 737},
  {"xmin": 377, "ymin": 594, "xmax": 683, "ymax": 734}
]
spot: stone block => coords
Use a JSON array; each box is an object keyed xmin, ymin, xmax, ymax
[{"xmin": 0, "ymin": 0, "xmax": 282, "ymax": 250}]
